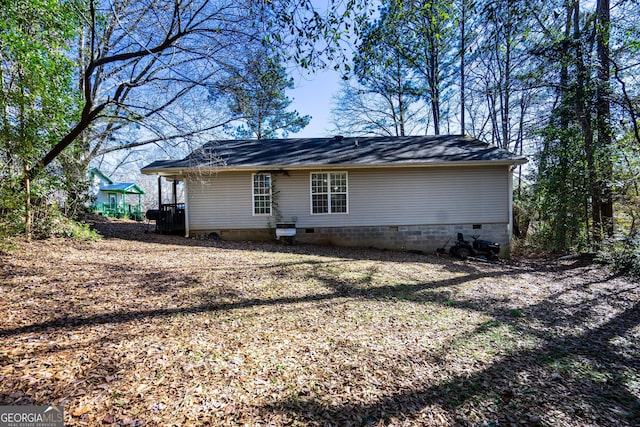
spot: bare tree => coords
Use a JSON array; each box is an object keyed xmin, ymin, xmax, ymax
[
  {"xmin": 330, "ymin": 1, "xmax": 428, "ymax": 136},
  {"xmin": 58, "ymin": 0, "xmax": 258, "ymax": 173},
  {"xmin": 30, "ymin": 0, "xmax": 361, "ymax": 180},
  {"xmin": 331, "ymin": 81, "xmax": 428, "ymax": 136}
]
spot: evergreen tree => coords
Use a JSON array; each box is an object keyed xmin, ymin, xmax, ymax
[
  {"xmin": 220, "ymin": 52, "xmax": 310, "ymax": 139},
  {"xmin": 332, "ymin": 2, "xmax": 425, "ymax": 136},
  {"xmin": 394, "ymin": 0, "xmax": 458, "ymax": 135}
]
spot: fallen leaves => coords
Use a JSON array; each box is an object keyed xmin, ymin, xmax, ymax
[
  {"xmin": 0, "ymin": 220, "xmax": 638, "ymax": 426},
  {"xmin": 72, "ymin": 405, "xmax": 90, "ymax": 417}
]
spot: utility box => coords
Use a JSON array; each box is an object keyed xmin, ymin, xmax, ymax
[{"xmin": 275, "ymin": 223, "xmax": 296, "ymax": 244}]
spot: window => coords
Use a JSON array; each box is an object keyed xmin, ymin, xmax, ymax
[
  {"xmin": 252, "ymin": 173, "xmax": 272, "ymax": 215},
  {"xmin": 311, "ymin": 172, "xmax": 348, "ymax": 214}
]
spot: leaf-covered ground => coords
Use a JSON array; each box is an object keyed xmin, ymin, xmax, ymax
[{"xmin": 1, "ymin": 221, "xmax": 638, "ymax": 426}]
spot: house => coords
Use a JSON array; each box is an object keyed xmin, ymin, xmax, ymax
[
  {"xmin": 140, "ymin": 135, "xmax": 527, "ymax": 255},
  {"xmin": 88, "ymin": 168, "xmax": 145, "ymax": 220}
]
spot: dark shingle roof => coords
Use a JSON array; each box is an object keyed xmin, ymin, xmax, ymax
[{"xmin": 141, "ymin": 135, "xmax": 526, "ymax": 173}]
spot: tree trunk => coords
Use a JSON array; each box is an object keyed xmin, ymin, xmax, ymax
[
  {"xmin": 596, "ymin": 0, "xmax": 614, "ymax": 238},
  {"xmin": 397, "ymin": 57, "xmax": 406, "ymax": 136},
  {"xmin": 430, "ymin": 47, "xmax": 440, "ymax": 135},
  {"xmin": 552, "ymin": 0, "xmax": 573, "ymax": 250},
  {"xmin": 460, "ymin": 0, "xmax": 466, "ymax": 135},
  {"xmin": 24, "ymin": 165, "xmax": 32, "ymax": 241},
  {"xmin": 573, "ymin": 1, "xmax": 602, "ymax": 247},
  {"xmin": 501, "ymin": 12, "xmax": 512, "ymax": 150},
  {"xmin": 428, "ymin": 3, "xmax": 440, "ymax": 136}
]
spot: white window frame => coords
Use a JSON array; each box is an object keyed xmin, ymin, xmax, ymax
[
  {"xmin": 310, "ymin": 171, "xmax": 348, "ymax": 215},
  {"xmin": 252, "ymin": 173, "xmax": 272, "ymax": 216}
]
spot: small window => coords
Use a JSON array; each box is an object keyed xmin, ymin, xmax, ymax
[
  {"xmin": 252, "ymin": 173, "xmax": 272, "ymax": 215},
  {"xmin": 311, "ymin": 172, "xmax": 348, "ymax": 214}
]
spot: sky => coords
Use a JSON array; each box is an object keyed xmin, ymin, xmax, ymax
[
  {"xmin": 287, "ymin": 0, "xmax": 379, "ymax": 139},
  {"xmin": 289, "ymin": 68, "xmax": 344, "ymax": 138}
]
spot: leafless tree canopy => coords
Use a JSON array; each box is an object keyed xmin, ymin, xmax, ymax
[{"xmin": 36, "ymin": 0, "xmax": 362, "ymax": 176}]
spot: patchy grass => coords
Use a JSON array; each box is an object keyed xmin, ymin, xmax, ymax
[{"xmin": 0, "ymin": 221, "xmax": 638, "ymax": 426}]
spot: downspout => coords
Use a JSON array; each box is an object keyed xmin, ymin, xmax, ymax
[{"xmin": 184, "ymin": 177, "xmax": 190, "ymax": 238}]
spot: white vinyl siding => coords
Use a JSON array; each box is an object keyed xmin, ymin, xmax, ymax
[
  {"xmin": 185, "ymin": 166, "xmax": 510, "ymax": 230},
  {"xmin": 310, "ymin": 172, "xmax": 348, "ymax": 214},
  {"xmin": 346, "ymin": 167, "xmax": 509, "ymax": 225},
  {"xmin": 252, "ymin": 173, "xmax": 272, "ymax": 215},
  {"xmin": 186, "ymin": 172, "xmax": 271, "ymax": 230}
]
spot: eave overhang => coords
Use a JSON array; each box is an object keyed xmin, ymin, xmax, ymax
[{"xmin": 140, "ymin": 158, "xmax": 528, "ymax": 176}]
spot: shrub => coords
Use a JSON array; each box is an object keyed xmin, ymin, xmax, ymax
[
  {"xmin": 0, "ymin": 197, "xmax": 99, "ymax": 242},
  {"xmin": 598, "ymin": 232, "xmax": 640, "ymax": 279},
  {"xmin": 34, "ymin": 204, "xmax": 100, "ymax": 241}
]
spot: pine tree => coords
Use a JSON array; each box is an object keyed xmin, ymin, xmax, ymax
[{"xmin": 220, "ymin": 52, "xmax": 310, "ymax": 139}]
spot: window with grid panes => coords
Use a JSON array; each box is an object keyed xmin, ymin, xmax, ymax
[
  {"xmin": 311, "ymin": 172, "xmax": 347, "ymax": 214},
  {"xmin": 252, "ymin": 173, "xmax": 272, "ymax": 215}
]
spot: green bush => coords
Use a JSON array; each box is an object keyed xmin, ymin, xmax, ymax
[
  {"xmin": 0, "ymin": 182, "xmax": 25, "ymax": 238},
  {"xmin": 0, "ymin": 193, "xmax": 99, "ymax": 242},
  {"xmin": 598, "ymin": 232, "xmax": 640, "ymax": 278},
  {"xmin": 33, "ymin": 204, "xmax": 100, "ymax": 241}
]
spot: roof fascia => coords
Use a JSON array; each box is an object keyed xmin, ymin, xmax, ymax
[
  {"xmin": 89, "ymin": 167, "xmax": 114, "ymax": 184},
  {"xmin": 99, "ymin": 184, "xmax": 145, "ymax": 194},
  {"xmin": 141, "ymin": 159, "xmax": 527, "ymax": 176},
  {"xmin": 130, "ymin": 184, "xmax": 145, "ymax": 195},
  {"xmin": 119, "ymin": 183, "xmax": 145, "ymax": 194}
]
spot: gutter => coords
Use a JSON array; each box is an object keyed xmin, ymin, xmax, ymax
[{"xmin": 141, "ymin": 159, "xmax": 529, "ymax": 176}]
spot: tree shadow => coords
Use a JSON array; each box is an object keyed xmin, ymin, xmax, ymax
[
  {"xmin": 0, "ymin": 268, "xmax": 489, "ymax": 339},
  {"xmin": 2, "ymin": 233, "xmax": 637, "ymax": 424},
  {"xmin": 249, "ymin": 265, "xmax": 640, "ymax": 425},
  {"xmin": 88, "ymin": 220, "xmax": 601, "ymax": 274},
  {"xmin": 257, "ymin": 303, "xmax": 639, "ymax": 426}
]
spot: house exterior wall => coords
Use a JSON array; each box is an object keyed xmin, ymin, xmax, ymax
[
  {"xmin": 185, "ymin": 165, "xmax": 513, "ymax": 254},
  {"xmin": 90, "ymin": 175, "xmax": 112, "ymax": 204},
  {"xmin": 96, "ymin": 191, "xmax": 121, "ymax": 206}
]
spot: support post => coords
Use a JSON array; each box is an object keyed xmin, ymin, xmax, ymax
[{"xmin": 173, "ymin": 179, "xmax": 177, "ymax": 205}]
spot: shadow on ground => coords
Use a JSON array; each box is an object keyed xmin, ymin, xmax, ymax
[{"xmin": 2, "ymin": 220, "xmax": 637, "ymax": 425}]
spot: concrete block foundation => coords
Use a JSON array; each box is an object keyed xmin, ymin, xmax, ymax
[{"xmin": 192, "ymin": 223, "xmax": 511, "ymax": 257}]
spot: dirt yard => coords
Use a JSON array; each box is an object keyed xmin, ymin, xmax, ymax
[{"xmin": 1, "ymin": 220, "xmax": 638, "ymax": 426}]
